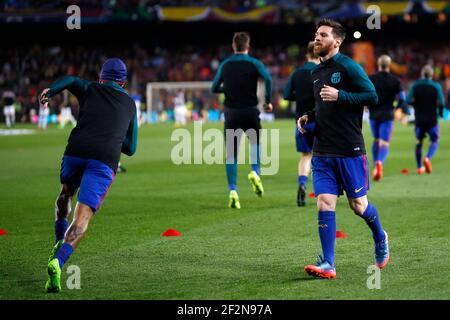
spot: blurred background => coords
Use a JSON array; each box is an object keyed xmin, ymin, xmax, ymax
[{"xmin": 1, "ymin": 0, "xmax": 449, "ymax": 125}]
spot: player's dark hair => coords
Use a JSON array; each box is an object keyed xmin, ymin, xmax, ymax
[
  {"xmin": 316, "ymin": 19, "xmax": 346, "ymax": 41},
  {"xmin": 306, "ymin": 41, "xmax": 318, "ymax": 59},
  {"xmin": 233, "ymin": 32, "xmax": 250, "ymax": 52}
]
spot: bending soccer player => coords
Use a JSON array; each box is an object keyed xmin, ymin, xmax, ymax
[
  {"xmin": 369, "ymin": 55, "xmax": 405, "ymax": 181},
  {"xmin": 298, "ymin": 19, "xmax": 389, "ymax": 279},
  {"xmin": 284, "ymin": 41, "xmax": 319, "ymax": 206},
  {"xmin": 41, "ymin": 58, "xmax": 138, "ymax": 293},
  {"xmin": 211, "ymin": 32, "xmax": 273, "ymax": 209},
  {"xmin": 406, "ymin": 65, "xmax": 445, "ymax": 174}
]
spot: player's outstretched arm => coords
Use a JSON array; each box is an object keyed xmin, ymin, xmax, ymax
[
  {"xmin": 41, "ymin": 76, "xmax": 90, "ymax": 103},
  {"xmin": 122, "ymin": 112, "xmax": 138, "ymax": 156}
]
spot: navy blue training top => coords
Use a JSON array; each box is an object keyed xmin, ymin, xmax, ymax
[
  {"xmin": 211, "ymin": 53, "xmax": 272, "ymax": 109},
  {"xmin": 284, "ymin": 61, "xmax": 317, "ymax": 118},
  {"xmin": 308, "ymin": 53, "xmax": 378, "ymax": 157},
  {"xmin": 48, "ymin": 76, "xmax": 138, "ymax": 172}
]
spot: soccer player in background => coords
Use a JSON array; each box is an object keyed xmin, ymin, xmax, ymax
[
  {"xmin": 369, "ymin": 55, "xmax": 405, "ymax": 181},
  {"xmin": 38, "ymin": 100, "xmax": 50, "ymax": 130},
  {"xmin": 2, "ymin": 89, "xmax": 16, "ymax": 127},
  {"xmin": 58, "ymin": 91, "xmax": 77, "ymax": 129},
  {"xmin": 298, "ymin": 19, "xmax": 389, "ymax": 279},
  {"xmin": 40, "ymin": 58, "xmax": 138, "ymax": 293},
  {"xmin": 284, "ymin": 41, "xmax": 320, "ymax": 207},
  {"xmin": 406, "ymin": 65, "xmax": 445, "ymax": 174},
  {"xmin": 211, "ymin": 32, "xmax": 273, "ymax": 209},
  {"xmin": 173, "ymin": 89, "xmax": 188, "ymax": 127}
]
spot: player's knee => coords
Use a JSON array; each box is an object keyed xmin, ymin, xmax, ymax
[
  {"xmin": 379, "ymin": 139, "xmax": 389, "ymax": 147},
  {"xmin": 317, "ymin": 197, "xmax": 336, "ymax": 212},
  {"xmin": 349, "ymin": 199, "xmax": 368, "ymax": 215}
]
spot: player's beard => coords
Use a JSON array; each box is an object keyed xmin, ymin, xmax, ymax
[{"xmin": 314, "ymin": 42, "xmax": 333, "ymax": 57}]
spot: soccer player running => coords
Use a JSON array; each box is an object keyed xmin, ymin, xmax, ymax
[
  {"xmin": 40, "ymin": 58, "xmax": 138, "ymax": 292},
  {"xmin": 284, "ymin": 41, "xmax": 320, "ymax": 206},
  {"xmin": 406, "ymin": 65, "xmax": 445, "ymax": 174},
  {"xmin": 211, "ymin": 32, "xmax": 273, "ymax": 209},
  {"xmin": 298, "ymin": 19, "xmax": 389, "ymax": 279},
  {"xmin": 369, "ymin": 55, "xmax": 405, "ymax": 181}
]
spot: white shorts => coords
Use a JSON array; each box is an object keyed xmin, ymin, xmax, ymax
[
  {"xmin": 39, "ymin": 107, "xmax": 50, "ymax": 117},
  {"xmin": 174, "ymin": 106, "xmax": 187, "ymax": 124},
  {"xmin": 3, "ymin": 105, "xmax": 15, "ymax": 116}
]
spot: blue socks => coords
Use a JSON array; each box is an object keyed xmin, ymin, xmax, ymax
[
  {"xmin": 372, "ymin": 140, "xmax": 379, "ymax": 162},
  {"xmin": 415, "ymin": 143, "xmax": 423, "ymax": 168},
  {"xmin": 317, "ymin": 204, "xmax": 384, "ymax": 267},
  {"xmin": 54, "ymin": 218, "xmax": 69, "ymax": 244},
  {"xmin": 415, "ymin": 140, "xmax": 438, "ymax": 168},
  {"xmin": 227, "ymin": 143, "xmax": 261, "ymax": 191},
  {"xmin": 373, "ymin": 141, "xmax": 389, "ymax": 164},
  {"xmin": 427, "ymin": 142, "xmax": 438, "ymax": 159},
  {"xmin": 360, "ymin": 202, "xmax": 385, "ymax": 243},
  {"xmin": 250, "ymin": 143, "xmax": 260, "ymax": 175},
  {"xmin": 251, "ymin": 164, "xmax": 260, "ymax": 176},
  {"xmin": 298, "ymin": 175, "xmax": 308, "ymax": 187},
  {"xmin": 56, "ymin": 243, "xmax": 74, "ymax": 269},
  {"xmin": 378, "ymin": 145, "xmax": 389, "ymax": 164},
  {"xmin": 318, "ymin": 211, "xmax": 336, "ymax": 266},
  {"xmin": 226, "ymin": 162, "xmax": 237, "ymax": 191}
]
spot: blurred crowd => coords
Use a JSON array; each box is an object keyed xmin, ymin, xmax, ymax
[
  {"xmin": 2, "ymin": 0, "xmax": 342, "ymax": 12},
  {"xmin": 1, "ymin": 41, "xmax": 450, "ymax": 124}
]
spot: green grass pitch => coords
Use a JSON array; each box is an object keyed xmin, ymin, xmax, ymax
[{"xmin": 0, "ymin": 119, "xmax": 449, "ymax": 300}]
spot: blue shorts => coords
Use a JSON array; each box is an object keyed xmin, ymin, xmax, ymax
[
  {"xmin": 415, "ymin": 124, "xmax": 439, "ymax": 142},
  {"xmin": 312, "ymin": 155, "xmax": 370, "ymax": 199},
  {"xmin": 295, "ymin": 122, "xmax": 315, "ymax": 153},
  {"xmin": 370, "ymin": 120, "xmax": 394, "ymax": 142},
  {"xmin": 60, "ymin": 155, "xmax": 115, "ymax": 212}
]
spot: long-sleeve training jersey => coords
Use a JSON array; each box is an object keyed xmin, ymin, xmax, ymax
[
  {"xmin": 283, "ymin": 61, "xmax": 317, "ymax": 118},
  {"xmin": 307, "ymin": 53, "xmax": 378, "ymax": 157},
  {"xmin": 47, "ymin": 76, "xmax": 138, "ymax": 171},
  {"xmin": 406, "ymin": 78, "xmax": 445, "ymax": 129},
  {"xmin": 369, "ymin": 71, "xmax": 404, "ymax": 122},
  {"xmin": 211, "ymin": 53, "xmax": 272, "ymax": 109}
]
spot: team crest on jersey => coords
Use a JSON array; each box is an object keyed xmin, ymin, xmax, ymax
[{"xmin": 331, "ymin": 72, "xmax": 341, "ymax": 84}]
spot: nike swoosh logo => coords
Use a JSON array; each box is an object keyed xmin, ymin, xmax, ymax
[
  {"xmin": 314, "ymin": 79, "xmax": 319, "ymax": 84},
  {"xmin": 354, "ymin": 187, "xmax": 364, "ymax": 193}
]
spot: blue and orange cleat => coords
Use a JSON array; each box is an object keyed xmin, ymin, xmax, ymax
[
  {"xmin": 304, "ymin": 256, "xmax": 336, "ymax": 279},
  {"xmin": 423, "ymin": 157, "xmax": 432, "ymax": 174},
  {"xmin": 375, "ymin": 231, "xmax": 390, "ymax": 269}
]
